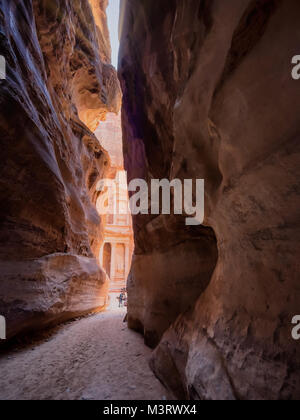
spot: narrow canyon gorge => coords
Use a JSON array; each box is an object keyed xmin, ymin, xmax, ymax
[{"xmin": 0, "ymin": 0, "xmax": 299, "ymax": 401}]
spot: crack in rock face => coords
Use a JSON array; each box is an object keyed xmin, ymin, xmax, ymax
[
  {"xmin": 119, "ymin": 0, "xmax": 300, "ymax": 400},
  {"xmin": 0, "ymin": 0, "xmax": 121, "ymax": 339}
]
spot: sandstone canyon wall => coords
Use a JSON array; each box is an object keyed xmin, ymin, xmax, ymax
[
  {"xmin": 0, "ymin": 0, "xmax": 120, "ymax": 339},
  {"xmin": 119, "ymin": 0, "xmax": 300, "ymax": 399}
]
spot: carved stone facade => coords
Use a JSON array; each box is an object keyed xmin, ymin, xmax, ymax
[{"xmin": 96, "ymin": 113, "xmax": 134, "ymax": 292}]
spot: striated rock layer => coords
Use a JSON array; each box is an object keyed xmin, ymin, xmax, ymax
[
  {"xmin": 0, "ymin": 0, "xmax": 121, "ymax": 339},
  {"xmin": 119, "ymin": 0, "xmax": 300, "ymax": 399}
]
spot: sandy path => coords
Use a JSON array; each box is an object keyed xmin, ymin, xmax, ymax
[{"xmin": 0, "ymin": 299, "xmax": 168, "ymax": 400}]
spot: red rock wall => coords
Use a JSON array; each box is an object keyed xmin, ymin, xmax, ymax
[
  {"xmin": 0, "ymin": 0, "xmax": 120, "ymax": 339},
  {"xmin": 95, "ymin": 112, "xmax": 124, "ymax": 170},
  {"xmin": 119, "ymin": 0, "xmax": 300, "ymax": 399}
]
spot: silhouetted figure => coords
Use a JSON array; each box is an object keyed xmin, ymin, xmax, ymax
[{"xmin": 118, "ymin": 293, "xmax": 123, "ymax": 307}]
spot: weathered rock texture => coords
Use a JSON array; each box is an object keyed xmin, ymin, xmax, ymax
[
  {"xmin": 0, "ymin": 0, "xmax": 120, "ymax": 339},
  {"xmin": 119, "ymin": 0, "xmax": 300, "ymax": 399},
  {"xmin": 95, "ymin": 112, "xmax": 124, "ymax": 171}
]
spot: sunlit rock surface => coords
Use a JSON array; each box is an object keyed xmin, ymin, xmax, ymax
[
  {"xmin": 0, "ymin": 0, "xmax": 120, "ymax": 339},
  {"xmin": 95, "ymin": 112, "xmax": 124, "ymax": 171},
  {"xmin": 119, "ymin": 0, "xmax": 300, "ymax": 399},
  {"xmin": 95, "ymin": 113, "xmax": 134, "ymax": 293}
]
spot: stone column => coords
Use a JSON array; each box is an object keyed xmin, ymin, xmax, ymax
[
  {"xmin": 110, "ymin": 243, "xmax": 116, "ymax": 281},
  {"xmin": 125, "ymin": 244, "xmax": 130, "ymax": 280},
  {"xmin": 99, "ymin": 245, "xmax": 104, "ymax": 268}
]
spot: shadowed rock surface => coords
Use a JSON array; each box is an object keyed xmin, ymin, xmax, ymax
[
  {"xmin": 119, "ymin": 0, "xmax": 300, "ymax": 399},
  {"xmin": 0, "ymin": 0, "xmax": 120, "ymax": 339}
]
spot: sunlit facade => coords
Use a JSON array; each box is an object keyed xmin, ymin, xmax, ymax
[{"xmin": 96, "ymin": 113, "xmax": 134, "ymax": 292}]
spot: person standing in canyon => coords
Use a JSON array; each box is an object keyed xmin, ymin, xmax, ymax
[{"xmin": 117, "ymin": 293, "xmax": 124, "ymax": 308}]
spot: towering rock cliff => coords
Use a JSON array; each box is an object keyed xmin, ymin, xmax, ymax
[
  {"xmin": 119, "ymin": 0, "xmax": 300, "ymax": 399},
  {"xmin": 0, "ymin": 0, "xmax": 121, "ymax": 339}
]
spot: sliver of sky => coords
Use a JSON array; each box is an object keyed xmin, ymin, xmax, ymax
[{"xmin": 107, "ymin": 0, "xmax": 120, "ymax": 69}]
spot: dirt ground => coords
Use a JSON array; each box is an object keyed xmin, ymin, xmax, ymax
[{"xmin": 0, "ymin": 294, "xmax": 169, "ymax": 400}]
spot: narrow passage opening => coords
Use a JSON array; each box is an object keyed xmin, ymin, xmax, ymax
[{"xmin": 95, "ymin": 0, "xmax": 134, "ymax": 312}]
